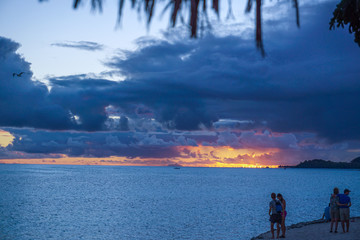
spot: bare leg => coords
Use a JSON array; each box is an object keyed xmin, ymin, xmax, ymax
[
  {"xmin": 341, "ymin": 220, "xmax": 345, "ymax": 233},
  {"xmin": 279, "ymin": 217, "xmax": 285, "ymax": 237},
  {"xmin": 271, "ymin": 222, "xmax": 275, "ymax": 239},
  {"xmin": 334, "ymin": 218, "xmax": 338, "ymax": 232},
  {"xmin": 330, "ymin": 219, "xmax": 334, "ymax": 232},
  {"xmin": 346, "ymin": 220, "xmax": 349, "ymax": 232},
  {"xmin": 277, "ymin": 223, "xmax": 280, "ymax": 238},
  {"xmin": 282, "ymin": 218, "xmax": 286, "ymax": 237}
]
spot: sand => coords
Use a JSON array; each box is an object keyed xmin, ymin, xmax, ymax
[{"xmin": 251, "ymin": 217, "xmax": 360, "ymax": 240}]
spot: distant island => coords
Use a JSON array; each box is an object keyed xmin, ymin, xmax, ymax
[
  {"xmin": 167, "ymin": 163, "xmax": 183, "ymax": 168},
  {"xmin": 280, "ymin": 156, "xmax": 360, "ymax": 169}
]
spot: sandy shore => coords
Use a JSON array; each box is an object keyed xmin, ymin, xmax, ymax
[{"xmin": 251, "ymin": 217, "xmax": 360, "ymax": 240}]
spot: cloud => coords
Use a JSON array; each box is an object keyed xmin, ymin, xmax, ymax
[
  {"xmin": 4, "ymin": 125, "xmax": 359, "ymax": 162},
  {"xmin": 51, "ymin": 41, "xmax": 104, "ymax": 51},
  {"xmin": 0, "ymin": 36, "xmax": 74, "ymax": 130},
  {"xmin": 3, "ymin": 128, "xmax": 181, "ymax": 158},
  {"xmin": 102, "ymin": 11, "xmax": 359, "ymax": 143},
  {"xmin": 239, "ymin": 130, "xmax": 299, "ymax": 149},
  {"xmin": 1, "ymin": 1, "xmax": 360, "ymax": 166},
  {"xmin": 3, "ymin": 1, "xmax": 360, "ymax": 142},
  {"xmin": 0, "ymin": 130, "xmax": 14, "ymax": 147}
]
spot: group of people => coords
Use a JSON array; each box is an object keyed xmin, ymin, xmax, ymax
[
  {"xmin": 269, "ymin": 193, "xmax": 287, "ymax": 239},
  {"xmin": 327, "ymin": 188, "xmax": 352, "ymax": 233},
  {"xmin": 268, "ymin": 188, "xmax": 351, "ymax": 238}
]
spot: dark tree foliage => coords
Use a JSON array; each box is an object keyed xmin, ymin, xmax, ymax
[
  {"xmin": 40, "ymin": 0, "xmax": 300, "ymax": 55},
  {"xmin": 330, "ymin": 0, "xmax": 360, "ymax": 46}
]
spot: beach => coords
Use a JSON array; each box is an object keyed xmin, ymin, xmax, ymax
[{"xmin": 251, "ymin": 217, "xmax": 360, "ymax": 240}]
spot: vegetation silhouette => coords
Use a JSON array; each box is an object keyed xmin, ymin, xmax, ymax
[
  {"xmin": 39, "ymin": 1, "xmax": 360, "ymax": 52},
  {"xmin": 330, "ymin": 0, "xmax": 360, "ymax": 46},
  {"xmin": 40, "ymin": 0, "xmax": 301, "ymax": 56},
  {"xmin": 280, "ymin": 156, "xmax": 360, "ymax": 169}
]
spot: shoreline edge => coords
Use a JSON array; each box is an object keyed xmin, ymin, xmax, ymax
[{"xmin": 251, "ymin": 216, "xmax": 360, "ymax": 240}]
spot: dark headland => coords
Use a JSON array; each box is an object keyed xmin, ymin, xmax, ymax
[{"xmin": 279, "ymin": 156, "xmax": 360, "ymax": 169}]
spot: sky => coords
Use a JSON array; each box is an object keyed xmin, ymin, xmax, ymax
[{"xmin": 0, "ymin": 0, "xmax": 360, "ymax": 167}]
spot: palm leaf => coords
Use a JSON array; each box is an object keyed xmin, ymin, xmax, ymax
[
  {"xmin": 293, "ymin": 0, "xmax": 300, "ymax": 27},
  {"xmin": 67, "ymin": 0, "xmax": 304, "ymax": 55},
  {"xmin": 190, "ymin": 0, "xmax": 200, "ymax": 37}
]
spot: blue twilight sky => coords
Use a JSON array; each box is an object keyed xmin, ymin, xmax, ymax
[
  {"xmin": 0, "ymin": 0, "xmax": 360, "ymax": 166},
  {"xmin": 0, "ymin": 0, "xmax": 248, "ymax": 79},
  {"xmin": 0, "ymin": 0, "xmax": 168, "ymax": 79}
]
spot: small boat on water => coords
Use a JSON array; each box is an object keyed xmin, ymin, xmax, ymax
[{"xmin": 174, "ymin": 167, "xmax": 181, "ymax": 169}]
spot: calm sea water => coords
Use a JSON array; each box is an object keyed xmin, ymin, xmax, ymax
[{"xmin": 0, "ymin": 164, "xmax": 359, "ymax": 240}]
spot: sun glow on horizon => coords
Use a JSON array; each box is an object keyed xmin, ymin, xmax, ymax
[
  {"xmin": 0, "ymin": 157, "xmax": 279, "ymax": 168},
  {"xmin": 0, "ymin": 144, "xmax": 280, "ymax": 168},
  {"xmin": 175, "ymin": 145, "xmax": 280, "ymax": 168}
]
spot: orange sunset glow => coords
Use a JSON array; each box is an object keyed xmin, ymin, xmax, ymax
[
  {"xmin": 0, "ymin": 145, "xmax": 280, "ymax": 168},
  {"xmin": 176, "ymin": 145, "xmax": 280, "ymax": 168}
]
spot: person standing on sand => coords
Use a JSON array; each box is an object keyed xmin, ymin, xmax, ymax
[
  {"xmin": 277, "ymin": 193, "xmax": 286, "ymax": 238},
  {"xmin": 329, "ymin": 187, "xmax": 340, "ymax": 233},
  {"xmin": 269, "ymin": 193, "xmax": 283, "ymax": 239},
  {"xmin": 338, "ymin": 189, "xmax": 352, "ymax": 233}
]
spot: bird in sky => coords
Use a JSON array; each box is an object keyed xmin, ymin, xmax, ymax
[{"xmin": 12, "ymin": 72, "xmax": 25, "ymax": 77}]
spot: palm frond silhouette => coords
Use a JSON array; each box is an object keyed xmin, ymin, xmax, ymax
[{"xmin": 43, "ymin": 0, "xmax": 302, "ymax": 55}]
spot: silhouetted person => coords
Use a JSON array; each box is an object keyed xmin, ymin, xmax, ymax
[
  {"xmin": 277, "ymin": 193, "xmax": 286, "ymax": 238},
  {"xmin": 338, "ymin": 189, "xmax": 351, "ymax": 233},
  {"xmin": 322, "ymin": 204, "xmax": 331, "ymax": 221},
  {"xmin": 329, "ymin": 187, "xmax": 340, "ymax": 233},
  {"xmin": 269, "ymin": 193, "xmax": 282, "ymax": 239}
]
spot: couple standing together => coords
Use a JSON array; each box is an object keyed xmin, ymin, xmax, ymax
[
  {"xmin": 329, "ymin": 187, "xmax": 352, "ymax": 233},
  {"xmin": 269, "ymin": 193, "xmax": 286, "ymax": 239}
]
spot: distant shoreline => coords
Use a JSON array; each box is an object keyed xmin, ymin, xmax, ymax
[
  {"xmin": 280, "ymin": 157, "xmax": 360, "ymax": 169},
  {"xmin": 280, "ymin": 166, "xmax": 360, "ymax": 170},
  {"xmin": 251, "ymin": 217, "xmax": 360, "ymax": 240},
  {"xmin": 1, "ymin": 162, "xmax": 360, "ymax": 170}
]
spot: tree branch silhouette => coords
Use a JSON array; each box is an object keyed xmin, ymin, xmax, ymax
[{"xmin": 330, "ymin": 0, "xmax": 360, "ymax": 46}]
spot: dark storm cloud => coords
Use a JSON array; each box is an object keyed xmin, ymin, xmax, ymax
[
  {"xmin": 0, "ymin": 37, "xmax": 74, "ymax": 130},
  {"xmin": 4, "ymin": 125, "xmax": 352, "ymax": 162},
  {"xmin": 3, "ymin": 128, "xmax": 185, "ymax": 158},
  {"xmin": 1, "ymin": 0, "xmax": 360, "ymax": 147},
  {"xmin": 100, "ymin": 0, "xmax": 360, "ymax": 142},
  {"xmin": 51, "ymin": 41, "xmax": 104, "ymax": 51},
  {"xmin": 49, "ymin": 75, "xmax": 119, "ymax": 131}
]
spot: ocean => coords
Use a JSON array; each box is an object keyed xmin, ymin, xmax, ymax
[{"xmin": 0, "ymin": 164, "xmax": 359, "ymax": 240}]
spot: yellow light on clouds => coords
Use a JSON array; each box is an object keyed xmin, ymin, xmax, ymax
[
  {"xmin": 0, "ymin": 143, "xmax": 280, "ymax": 168},
  {"xmin": 176, "ymin": 145, "xmax": 280, "ymax": 168},
  {"xmin": 0, "ymin": 130, "xmax": 15, "ymax": 147}
]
